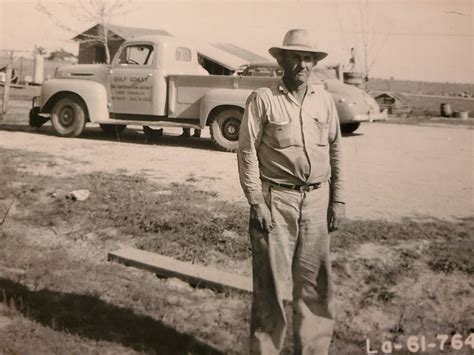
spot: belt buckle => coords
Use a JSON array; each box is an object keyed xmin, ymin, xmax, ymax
[{"xmin": 299, "ymin": 184, "xmax": 312, "ymax": 192}]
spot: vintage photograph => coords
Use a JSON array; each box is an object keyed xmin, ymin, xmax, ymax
[{"xmin": 0, "ymin": 0, "xmax": 473, "ymax": 354}]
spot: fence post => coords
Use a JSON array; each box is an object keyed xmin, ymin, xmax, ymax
[{"xmin": 2, "ymin": 64, "xmax": 12, "ymax": 117}]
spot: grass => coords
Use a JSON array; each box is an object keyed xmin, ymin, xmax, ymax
[
  {"xmin": 427, "ymin": 238, "xmax": 474, "ymax": 274},
  {"xmin": 332, "ymin": 218, "xmax": 474, "ymax": 275},
  {"xmin": 13, "ymin": 170, "xmax": 251, "ymax": 265},
  {"xmin": 12, "ymin": 158, "xmax": 472, "ymax": 275},
  {"xmin": 0, "ymin": 147, "xmax": 473, "ymax": 354}
]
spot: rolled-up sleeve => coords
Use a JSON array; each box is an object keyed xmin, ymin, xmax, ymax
[
  {"xmin": 237, "ymin": 91, "xmax": 266, "ymax": 205},
  {"xmin": 327, "ymin": 93, "xmax": 346, "ymax": 203}
]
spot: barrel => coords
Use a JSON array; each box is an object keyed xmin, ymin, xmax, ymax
[
  {"xmin": 440, "ymin": 103, "xmax": 452, "ymax": 117},
  {"xmin": 453, "ymin": 110, "xmax": 469, "ymax": 120}
]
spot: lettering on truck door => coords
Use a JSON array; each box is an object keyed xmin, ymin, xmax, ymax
[{"xmin": 109, "ymin": 43, "xmax": 156, "ymax": 117}]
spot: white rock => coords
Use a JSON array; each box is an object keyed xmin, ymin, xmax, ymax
[{"xmin": 68, "ymin": 189, "xmax": 90, "ymax": 201}]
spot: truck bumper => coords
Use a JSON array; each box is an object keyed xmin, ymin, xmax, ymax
[
  {"xmin": 32, "ymin": 96, "xmax": 41, "ymax": 109},
  {"xmin": 353, "ymin": 109, "xmax": 388, "ymax": 122}
]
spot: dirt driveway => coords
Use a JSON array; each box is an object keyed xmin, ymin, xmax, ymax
[{"xmin": 0, "ymin": 122, "xmax": 472, "ymax": 221}]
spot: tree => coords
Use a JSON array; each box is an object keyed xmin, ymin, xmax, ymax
[
  {"xmin": 36, "ymin": 0, "xmax": 133, "ymax": 64},
  {"xmin": 34, "ymin": 46, "xmax": 47, "ymax": 56},
  {"xmin": 47, "ymin": 48, "xmax": 77, "ymax": 61}
]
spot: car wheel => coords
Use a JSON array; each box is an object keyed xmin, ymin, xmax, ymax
[
  {"xmin": 51, "ymin": 97, "xmax": 86, "ymax": 137},
  {"xmin": 210, "ymin": 108, "xmax": 242, "ymax": 152},
  {"xmin": 341, "ymin": 122, "xmax": 360, "ymax": 134},
  {"xmin": 100, "ymin": 124, "xmax": 127, "ymax": 135}
]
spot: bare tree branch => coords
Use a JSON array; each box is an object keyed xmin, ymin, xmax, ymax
[
  {"xmin": 353, "ymin": 0, "xmax": 391, "ymax": 78},
  {"xmin": 36, "ymin": 0, "xmax": 133, "ymax": 64},
  {"xmin": 334, "ymin": 0, "xmax": 351, "ymax": 52}
]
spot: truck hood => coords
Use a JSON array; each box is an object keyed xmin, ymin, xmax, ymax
[{"xmin": 55, "ymin": 64, "xmax": 109, "ymax": 82}]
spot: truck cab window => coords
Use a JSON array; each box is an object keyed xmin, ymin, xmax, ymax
[
  {"xmin": 175, "ymin": 47, "xmax": 191, "ymax": 62},
  {"xmin": 118, "ymin": 45, "xmax": 154, "ymax": 66}
]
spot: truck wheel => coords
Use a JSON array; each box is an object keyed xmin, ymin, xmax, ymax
[
  {"xmin": 341, "ymin": 122, "xmax": 360, "ymax": 134},
  {"xmin": 100, "ymin": 124, "xmax": 127, "ymax": 136},
  {"xmin": 210, "ymin": 109, "xmax": 242, "ymax": 152},
  {"xmin": 51, "ymin": 97, "xmax": 86, "ymax": 137}
]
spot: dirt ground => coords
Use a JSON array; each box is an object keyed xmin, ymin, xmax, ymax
[
  {"xmin": 0, "ymin": 90, "xmax": 473, "ymax": 354},
  {"xmin": 0, "ymin": 119, "xmax": 472, "ymax": 222}
]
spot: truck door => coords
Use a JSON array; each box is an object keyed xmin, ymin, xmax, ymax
[{"xmin": 109, "ymin": 43, "xmax": 156, "ymax": 117}]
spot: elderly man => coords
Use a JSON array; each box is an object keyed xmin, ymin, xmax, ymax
[{"xmin": 237, "ymin": 29, "xmax": 345, "ymax": 354}]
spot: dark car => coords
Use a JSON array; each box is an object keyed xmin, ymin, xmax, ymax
[{"xmin": 240, "ymin": 61, "xmax": 387, "ymax": 133}]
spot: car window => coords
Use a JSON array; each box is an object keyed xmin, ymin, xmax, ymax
[
  {"xmin": 243, "ymin": 65, "xmax": 282, "ymax": 77},
  {"xmin": 118, "ymin": 44, "xmax": 153, "ymax": 66},
  {"xmin": 246, "ymin": 67, "xmax": 271, "ymax": 76},
  {"xmin": 175, "ymin": 47, "xmax": 192, "ymax": 62},
  {"xmin": 313, "ymin": 68, "xmax": 337, "ymax": 80}
]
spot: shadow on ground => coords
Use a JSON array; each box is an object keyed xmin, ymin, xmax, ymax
[
  {"xmin": 341, "ymin": 131, "xmax": 364, "ymax": 137},
  {"xmin": 0, "ymin": 278, "xmax": 222, "ymax": 355},
  {"xmin": 0, "ymin": 124, "xmax": 221, "ymax": 152},
  {"xmin": 0, "ymin": 122, "xmax": 364, "ymax": 149}
]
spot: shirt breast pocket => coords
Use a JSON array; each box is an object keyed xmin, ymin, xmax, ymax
[
  {"xmin": 313, "ymin": 118, "xmax": 329, "ymax": 146},
  {"xmin": 266, "ymin": 121, "xmax": 293, "ymax": 148}
]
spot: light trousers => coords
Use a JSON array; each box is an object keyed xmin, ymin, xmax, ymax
[{"xmin": 249, "ymin": 181, "xmax": 335, "ymax": 355}]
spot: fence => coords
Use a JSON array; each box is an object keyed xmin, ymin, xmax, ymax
[{"xmin": 367, "ymin": 78, "xmax": 474, "ymax": 96}]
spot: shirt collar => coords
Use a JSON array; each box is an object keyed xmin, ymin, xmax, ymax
[{"xmin": 278, "ymin": 80, "xmax": 316, "ymax": 95}]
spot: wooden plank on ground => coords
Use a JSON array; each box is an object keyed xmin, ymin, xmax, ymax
[{"xmin": 108, "ymin": 247, "xmax": 253, "ymax": 295}]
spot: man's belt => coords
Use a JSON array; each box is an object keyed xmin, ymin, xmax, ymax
[{"xmin": 270, "ymin": 181, "xmax": 322, "ymax": 192}]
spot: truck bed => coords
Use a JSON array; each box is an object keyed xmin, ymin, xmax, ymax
[{"xmin": 167, "ymin": 75, "xmax": 280, "ymax": 119}]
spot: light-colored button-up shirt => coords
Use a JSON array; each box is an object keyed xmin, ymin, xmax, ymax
[{"xmin": 237, "ymin": 80, "xmax": 345, "ymax": 205}]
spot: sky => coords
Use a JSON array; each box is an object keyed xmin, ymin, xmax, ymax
[{"xmin": 0, "ymin": 0, "xmax": 472, "ymax": 83}]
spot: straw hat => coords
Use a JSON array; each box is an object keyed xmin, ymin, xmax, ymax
[{"xmin": 269, "ymin": 29, "xmax": 328, "ymax": 61}]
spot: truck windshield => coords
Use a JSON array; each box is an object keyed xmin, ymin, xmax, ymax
[{"xmin": 118, "ymin": 44, "xmax": 154, "ymax": 66}]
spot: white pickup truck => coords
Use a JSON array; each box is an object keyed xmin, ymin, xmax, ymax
[
  {"xmin": 30, "ymin": 35, "xmax": 384, "ymax": 151},
  {"xmin": 29, "ymin": 35, "xmax": 293, "ymax": 152}
]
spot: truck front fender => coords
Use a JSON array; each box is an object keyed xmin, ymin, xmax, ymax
[
  {"xmin": 200, "ymin": 88, "xmax": 251, "ymax": 127},
  {"xmin": 40, "ymin": 79, "xmax": 109, "ymax": 122}
]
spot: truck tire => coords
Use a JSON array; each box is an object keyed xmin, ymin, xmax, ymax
[
  {"xmin": 100, "ymin": 124, "xmax": 127, "ymax": 136},
  {"xmin": 51, "ymin": 97, "xmax": 86, "ymax": 137},
  {"xmin": 210, "ymin": 108, "xmax": 242, "ymax": 152},
  {"xmin": 341, "ymin": 122, "xmax": 360, "ymax": 134}
]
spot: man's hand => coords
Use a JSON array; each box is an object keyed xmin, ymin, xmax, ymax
[
  {"xmin": 327, "ymin": 201, "xmax": 345, "ymax": 232},
  {"xmin": 250, "ymin": 203, "xmax": 273, "ymax": 232}
]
